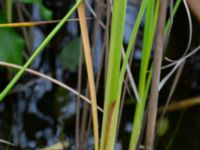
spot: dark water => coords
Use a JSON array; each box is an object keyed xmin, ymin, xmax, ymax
[{"xmin": 0, "ymin": 1, "xmax": 200, "ymax": 150}]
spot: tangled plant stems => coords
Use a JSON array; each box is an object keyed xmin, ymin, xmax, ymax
[{"xmin": 0, "ymin": 0, "xmax": 82, "ymax": 101}]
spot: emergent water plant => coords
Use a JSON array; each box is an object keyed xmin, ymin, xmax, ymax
[{"xmin": 0, "ymin": 0, "xmax": 184, "ymax": 149}]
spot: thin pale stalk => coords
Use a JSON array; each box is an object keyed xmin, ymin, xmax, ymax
[
  {"xmin": 0, "ymin": 61, "xmax": 103, "ymax": 112},
  {"xmin": 0, "ymin": 139, "xmax": 15, "ymax": 147},
  {"xmin": 77, "ymin": 1, "xmax": 99, "ymax": 150},
  {"xmin": 145, "ymin": 0, "xmax": 168, "ymax": 149}
]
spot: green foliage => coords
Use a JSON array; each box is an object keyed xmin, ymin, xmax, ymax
[
  {"xmin": 60, "ymin": 37, "xmax": 81, "ymax": 71},
  {"xmin": 0, "ymin": 0, "xmax": 183, "ymax": 149},
  {"xmin": 129, "ymin": 1, "xmax": 159, "ymax": 149},
  {"xmin": 0, "ymin": 0, "xmax": 82, "ymax": 101},
  {"xmin": 129, "ymin": 0, "xmax": 182, "ymax": 149},
  {"xmin": 0, "ymin": 11, "xmax": 24, "ymax": 65},
  {"xmin": 20, "ymin": 0, "xmax": 52, "ymax": 20},
  {"xmin": 100, "ymin": 0, "xmax": 127, "ymax": 149}
]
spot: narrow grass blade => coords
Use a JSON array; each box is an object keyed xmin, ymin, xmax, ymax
[
  {"xmin": 122, "ymin": 48, "xmax": 139, "ymax": 101},
  {"xmin": 100, "ymin": 0, "xmax": 127, "ymax": 149},
  {"xmin": 165, "ymin": 0, "xmax": 181, "ymax": 34},
  {"xmin": 129, "ymin": 1, "xmax": 159, "ymax": 149}
]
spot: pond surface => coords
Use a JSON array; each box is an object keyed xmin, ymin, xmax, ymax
[{"xmin": 0, "ymin": 1, "xmax": 200, "ymax": 150}]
